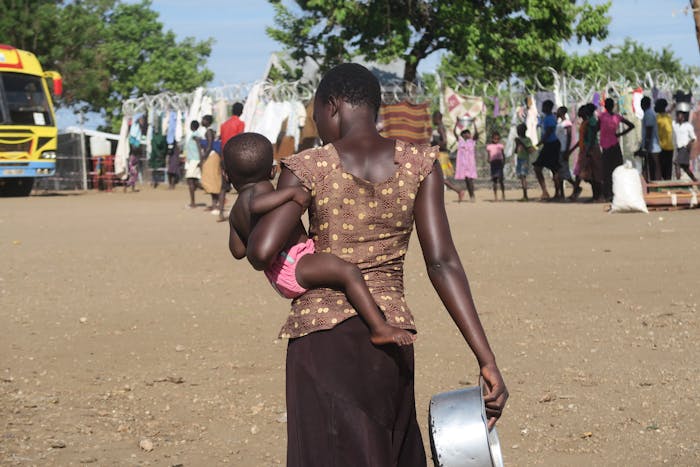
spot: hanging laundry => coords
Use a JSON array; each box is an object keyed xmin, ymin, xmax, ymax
[
  {"xmin": 200, "ymin": 94, "xmax": 213, "ymax": 121},
  {"xmin": 525, "ymin": 96, "xmax": 539, "ymax": 146},
  {"xmin": 378, "ymin": 100, "xmax": 431, "ymax": 145},
  {"xmin": 214, "ymin": 99, "xmax": 228, "ymax": 133},
  {"xmin": 186, "ymin": 87, "xmax": 204, "ymax": 138},
  {"xmin": 175, "ymin": 111, "xmax": 183, "ymax": 143},
  {"xmin": 254, "ymin": 101, "xmax": 292, "ymax": 146},
  {"xmin": 166, "ymin": 111, "xmax": 177, "ymax": 145},
  {"xmin": 621, "ymin": 90, "xmax": 642, "ymax": 159},
  {"xmin": 285, "ymin": 101, "xmax": 307, "ymax": 151},
  {"xmin": 298, "ymin": 100, "xmax": 318, "ymax": 151},
  {"xmin": 114, "ymin": 117, "xmax": 130, "ymax": 178},
  {"xmin": 443, "ymin": 87, "xmax": 486, "ymax": 147},
  {"xmin": 241, "ymin": 82, "xmax": 265, "ymax": 134},
  {"xmin": 535, "ymin": 91, "xmax": 556, "ymax": 113},
  {"xmin": 632, "ymin": 88, "xmax": 644, "ymax": 120},
  {"xmin": 691, "ymin": 102, "xmax": 700, "ymax": 158}
]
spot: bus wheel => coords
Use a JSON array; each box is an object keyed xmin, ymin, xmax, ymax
[{"xmin": 0, "ymin": 178, "xmax": 34, "ymax": 197}]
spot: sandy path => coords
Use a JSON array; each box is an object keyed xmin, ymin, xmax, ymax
[{"xmin": 1, "ymin": 186, "xmax": 698, "ymax": 466}]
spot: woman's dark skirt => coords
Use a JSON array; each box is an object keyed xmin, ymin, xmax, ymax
[
  {"xmin": 286, "ymin": 316, "xmax": 426, "ymax": 467},
  {"xmin": 533, "ymin": 140, "xmax": 561, "ymax": 172}
]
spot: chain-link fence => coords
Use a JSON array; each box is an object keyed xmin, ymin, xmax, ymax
[{"xmin": 34, "ymin": 133, "xmax": 86, "ymax": 191}]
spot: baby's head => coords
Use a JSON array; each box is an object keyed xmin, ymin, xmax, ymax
[
  {"xmin": 223, "ymin": 132, "xmax": 274, "ymax": 190},
  {"xmin": 190, "ymin": 120, "xmax": 199, "ymax": 132},
  {"xmin": 516, "ymin": 123, "xmax": 527, "ymax": 137},
  {"xmin": 491, "ymin": 131, "xmax": 500, "ymax": 143}
]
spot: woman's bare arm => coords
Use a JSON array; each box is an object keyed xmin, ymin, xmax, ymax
[{"xmin": 413, "ymin": 161, "xmax": 508, "ymax": 427}]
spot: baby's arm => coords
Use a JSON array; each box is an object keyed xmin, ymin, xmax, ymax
[{"xmin": 250, "ymin": 187, "xmax": 310, "ymax": 215}]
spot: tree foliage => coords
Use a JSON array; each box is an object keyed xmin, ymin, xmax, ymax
[
  {"xmin": 0, "ymin": 0, "xmax": 213, "ymax": 130},
  {"xmin": 562, "ymin": 38, "xmax": 692, "ymax": 84},
  {"xmin": 267, "ymin": 0, "xmax": 611, "ymax": 85}
]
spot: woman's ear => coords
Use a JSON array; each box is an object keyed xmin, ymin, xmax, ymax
[
  {"xmin": 269, "ymin": 165, "xmax": 277, "ymax": 180},
  {"xmin": 327, "ymin": 96, "xmax": 340, "ymax": 118}
]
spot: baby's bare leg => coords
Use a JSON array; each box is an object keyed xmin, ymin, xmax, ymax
[{"xmin": 295, "ymin": 252, "xmax": 415, "ymax": 346}]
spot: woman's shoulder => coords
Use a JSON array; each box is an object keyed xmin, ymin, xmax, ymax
[
  {"xmin": 395, "ymin": 140, "xmax": 438, "ymax": 178},
  {"xmin": 284, "ymin": 144, "xmax": 334, "ymax": 164},
  {"xmin": 282, "ymin": 144, "xmax": 338, "ymax": 189}
]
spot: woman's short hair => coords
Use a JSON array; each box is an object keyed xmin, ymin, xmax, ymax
[{"xmin": 316, "ymin": 63, "xmax": 381, "ymax": 115}]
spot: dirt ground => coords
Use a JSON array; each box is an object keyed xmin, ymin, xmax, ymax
[{"xmin": 1, "ymin": 184, "xmax": 699, "ymax": 467}]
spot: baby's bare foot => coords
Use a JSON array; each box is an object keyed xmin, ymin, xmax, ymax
[{"xmin": 370, "ymin": 325, "xmax": 416, "ymax": 347}]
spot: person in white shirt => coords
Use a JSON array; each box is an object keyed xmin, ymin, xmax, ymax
[{"xmin": 672, "ymin": 103, "xmax": 697, "ymax": 181}]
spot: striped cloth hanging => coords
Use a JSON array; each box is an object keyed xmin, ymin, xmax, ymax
[{"xmin": 378, "ymin": 101, "xmax": 431, "ymax": 145}]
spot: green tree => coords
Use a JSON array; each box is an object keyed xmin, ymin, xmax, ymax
[
  {"xmin": 1, "ymin": 0, "xmax": 213, "ymax": 130},
  {"xmin": 562, "ymin": 38, "xmax": 693, "ymax": 84},
  {"xmin": 267, "ymin": 0, "xmax": 611, "ymax": 86},
  {"xmin": 101, "ymin": 1, "xmax": 214, "ymax": 129}
]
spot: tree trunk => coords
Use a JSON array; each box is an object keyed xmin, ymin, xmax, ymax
[
  {"xmin": 403, "ymin": 61, "xmax": 419, "ymax": 87},
  {"xmin": 693, "ymin": 0, "xmax": 700, "ymax": 55}
]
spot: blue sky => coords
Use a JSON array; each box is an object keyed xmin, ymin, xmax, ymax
[
  {"xmin": 149, "ymin": 0, "xmax": 700, "ymax": 84},
  {"xmin": 65, "ymin": 0, "xmax": 700, "ymax": 130}
]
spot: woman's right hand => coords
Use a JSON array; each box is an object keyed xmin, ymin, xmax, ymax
[{"xmin": 480, "ymin": 362, "xmax": 508, "ymax": 430}]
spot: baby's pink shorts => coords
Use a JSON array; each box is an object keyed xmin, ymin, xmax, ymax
[{"xmin": 264, "ymin": 238, "xmax": 315, "ymax": 299}]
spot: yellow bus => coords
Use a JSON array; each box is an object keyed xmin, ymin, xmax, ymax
[{"xmin": 0, "ymin": 44, "xmax": 62, "ymax": 196}]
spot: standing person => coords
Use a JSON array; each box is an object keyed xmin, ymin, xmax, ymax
[
  {"xmin": 672, "ymin": 103, "xmax": 697, "ymax": 181},
  {"xmin": 217, "ymin": 103, "xmax": 246, "ymax": 221},
  {"xmin": 199, "ymin": 115, "xmax": 222, "ymax": 213},
  {"xmin": 568, "ymin": 105, "xmax": 588, "ymax": 201},
  {"xmin": 431, "ymin": 111, "xmax": 465, "ymax": 201},
  {"xmin": 224, "ymin": 132, "xmax": 415, "ymax": 346},
  {"xmin": 486, "ymin": 131, "xmax": 505, "ymax": 201},
  {"xmin": 655, "ymin": 99, "xmax": 674, "ymax": 180},
  {"xmin": 125, "ymin": 115, "xmax": 146, "ymax": 192},
  {"xmin": 220, "ymin": 102, "xmax": 245, "ymax": 148},
  {"xmin": 514, "ymin": 123, "xmax": 534, "ymax": 201},
  {"xmin": 149, "ymin": 127, "xmax": 167, "ymax": 189},
  {"xmin": 641, "ymin": 96, "xmax": 662, "ymax": 181},
  {"xmin": 599, "ymin": 98, "xmax": 635, "ymax": 201},
  {"xmin": 555, "ymin": 106, "xmax": 576, "ymax": 199},
  {"xmin": 166, "ymin": 143, "xmax": 181, "ymax": 189},
  {"xmin": 582, "ymin": 103, "xmax": 605, "ymax": 202},
  {"xmin": 453, "ymin": 120, "xmax": 479, "ymax": 202},
  {"xmin": 184, "ymin": 120, "xmax": 203, "ymax": 208},
  {"xmin": 124, "ymin": 151, "xmax": 140, "ymax": 193},
  {"xmin": 245, "ymin": 63, "xmax": 508, "ymax": 465},
  {"xmin": 533, "ymin": 100, "xmax": 560, "ymax": 200}
]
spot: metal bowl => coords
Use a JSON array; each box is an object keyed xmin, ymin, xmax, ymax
[{"xmin": 428, "ymin": 380, "xmax": 504, "ymax": 467}]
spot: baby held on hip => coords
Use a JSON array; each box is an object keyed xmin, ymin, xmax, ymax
[{"xmin": 224, "ymin": 133, "xmax": 415, "ymax": 347}]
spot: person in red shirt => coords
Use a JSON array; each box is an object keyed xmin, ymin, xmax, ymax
[
  {"xmin": 220, "ymin": 102, "xmax": 245, "ymax": 147},
  {"xmin": 217, "ymin": 102, "xmax": 245, "ymax": 221}
]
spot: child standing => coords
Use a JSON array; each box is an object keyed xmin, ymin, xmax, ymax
[
  {"xmin": 454, "ymin": 120, "xmax": 478, "ymax": 202},
  {"xmin": 224, "ymin": 132, "xmax": 416, "ymax": 347},
  {"xmin": 486, "ymin": 131, "xmax": 505, "ymax": 201},
  {"xmin": 555, "ymin": 106, "xmax": 576, "ymax": 199},
  {"xmin": 514, "ymin": 123, "xmax": 534, "ymax": 201},
  {"xmin": 673, "ymin": 103, "xmax": 697, "ymax": 181}
]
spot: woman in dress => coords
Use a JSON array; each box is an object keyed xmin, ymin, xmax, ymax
[{"xmin": 246, "ymin": 63, "xmax": 508, "ymax": 466}]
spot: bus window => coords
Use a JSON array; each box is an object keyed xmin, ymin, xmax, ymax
[{"xmin": 0, "ymin": 72, "xmax": 53, "ymax": 126}]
